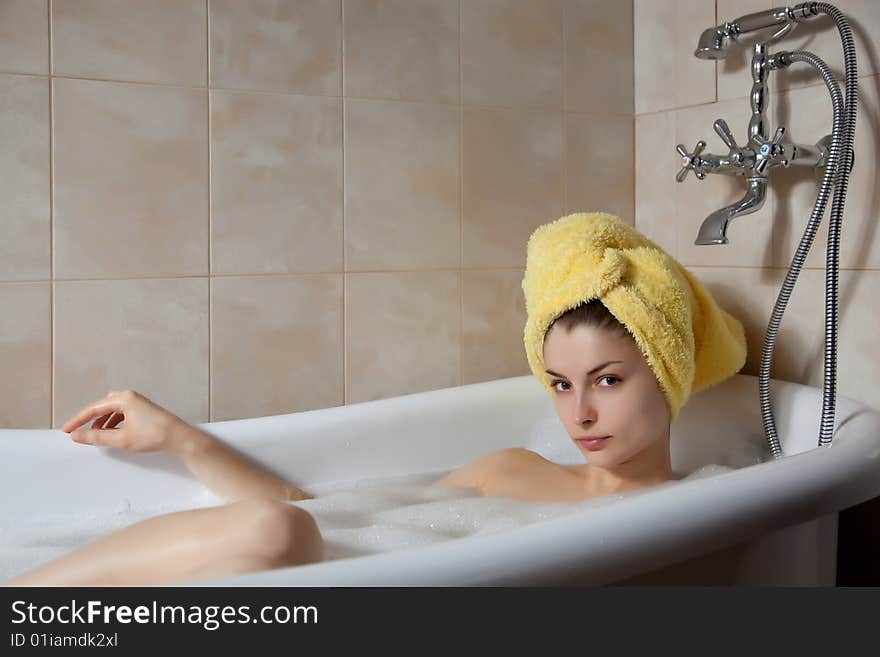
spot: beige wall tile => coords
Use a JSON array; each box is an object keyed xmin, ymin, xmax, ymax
[
  {"xmin": 0, "ymin": 283, "xmax": 50, "ymax": 428},
  {"xmin": 673, "ymin": 97, "xmax": 776, "ymax": 267},
  {"xmin": 210, "ymin": 0, "xmax": 342, "ymax": 95},
  {"xmin": 688, "ymin": 266, "xmax": 779, "ymax": 379},
  {"xmin": 0, "ymin": 0, "xmax": 656, "ymax": 426},
  {"xmin": 774, "ymin": 0, "xmax": 879, "ymax": 92},
  {"xmin": 693, "ymin": 266, "xmax": 880, "ymax": 414},
  {"xmin": 748, "ymin": 267, "xmax": 878, "ymax": 413},
  {"xmin": 634, "ymin": 0, "xmax": 716, "ymax": 114},
  {"xmin": 565, "ymin": 0, "xmax": 634, "ymax": 114},
  {"xmin": 461, "ymin": 269, "xmax": 529, "ymax": 384},
  {"xmin": 716, "ymin": 0, "xmax": 772, "ymax": 102},
  {"xmin": 346, "ymin": 271, "xmax": 459, "ymax": 402},
  {"xmin": 634, "ymin": 0, "xmax": 674, "ymax": 114},
  {"xmin": 635, "ymin": 110, "xmax": 678, "ymax": 255},
  {"xmin": 674, "ymin": 0, "xmax": 717, "ymax": 109},
  {"xmin": 812, "ymin": 268, "xmax": 880, "ymax": 414},
  {"xmin": 0, "ymin": 0, "xmax": 48, "ymax": 75},
  {"xmin": 52, "ymin": 78, "xmax": 208, "ymax": 278},
  {"xmin": 462, "ymin": 107, "xmax": 563, "ymax": 268},
  {"xmin": 52, "ymin": 0, "xmax": 207, "ymax": 86},
  {"xmin": 566, "ymin": 113, "xmax": 634, "ymax": 223},
  {"xmin": 54, "ymin": 278, "xmax": 209, "ymax": 427},
  {"xmin": 211, "ymin": 275, "xmax": 343, "ymax": 421},
  {"xmin": 343, "ymin": 0, "xmax": 459, "ymax": 102},
  {"xmin": 345, "ymin": 98, "xmax": 459, "ymax": 270},
  {"xmin": 770, "ymin": 76, "xmax": 880, "ymax": 270},
  {"xmin": 0, "ymin": 75, "xmax": 49, "ymax": 281},
  {"xmin": 462, "ymin": 0, "xmax": 563, "ymax": 109},
  {"xmin": 211, "ymin": 90, "xmax": 342, "ymax": 275}
]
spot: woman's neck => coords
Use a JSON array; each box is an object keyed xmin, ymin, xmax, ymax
[{"xmin": 571, "ymin": 438, "xmax": 674, "ymax": 496}]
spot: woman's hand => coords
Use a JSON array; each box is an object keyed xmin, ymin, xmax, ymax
[{"xmin": 62, "ymin": 389, "xmax": 184, "ymax": 453}]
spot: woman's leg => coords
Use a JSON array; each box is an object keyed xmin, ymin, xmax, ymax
[{"xmin": 2, "ymin": 498, "xmax": 323, "ymax": 587}]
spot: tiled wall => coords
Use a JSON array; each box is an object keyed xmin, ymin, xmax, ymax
[
  {"xmin": 635, "ymin": 0, "xmax": 880, "ymax": 413},
  {"xmin": 0, "ymin": 0, "xmax": 635, "ymax": 428}
]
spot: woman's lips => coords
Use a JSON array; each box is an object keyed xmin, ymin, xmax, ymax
[{"xmin": 576, "ymin": 436, "xmax": 610, "ymax": 451}]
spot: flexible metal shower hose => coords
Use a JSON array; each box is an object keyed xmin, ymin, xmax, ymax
[{"xmin": 759, "ymin": 2, "xmax": 858, "ymax": 457}]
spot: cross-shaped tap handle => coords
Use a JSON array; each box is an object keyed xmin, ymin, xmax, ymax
[
  {"xmin": 676, "ymin": 140, "xmax": 707, "ymax": 182},
  {"xmin": 754, "ymin": 126, "xmax": 787, "ymax": 175}
]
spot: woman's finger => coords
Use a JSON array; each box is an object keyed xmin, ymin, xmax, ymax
[
  {"xmin": 70, "ymin": 425, "xmax": 130, "ymax": 448},
  {"xmin": 62, "ymin": 400, "xmax": 124, "ymax": 433},
  {"xmin": 70, "ymin": 427, "xmax": 99, "ymax": 445}
]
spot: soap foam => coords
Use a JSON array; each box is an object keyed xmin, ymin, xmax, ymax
[{"xmin": 0, "ymin": 464, "xmax": 733, "ymax": 580}]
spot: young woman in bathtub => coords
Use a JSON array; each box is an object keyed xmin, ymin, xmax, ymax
[
  {"xmin": 5, "ymin": 301, "xmax": 673, "ymax": 587},
  {"xmin": 5, "ymin": 212, "xmax": 746, "ymax": 586}
]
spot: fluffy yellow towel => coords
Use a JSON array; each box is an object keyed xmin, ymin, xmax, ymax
[{"xmin": 522, "ymin": 212, "xmax": 747, "ymax": 424}]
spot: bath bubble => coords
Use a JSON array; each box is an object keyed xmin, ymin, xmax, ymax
[{"xmin": 0, "ymin": 463, "xmax": 743, "ymax": 579}]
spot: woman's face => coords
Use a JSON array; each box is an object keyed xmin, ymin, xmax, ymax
[{"xmin": 542, "ymin": 322, "xmax": 671, "ymax": 469}]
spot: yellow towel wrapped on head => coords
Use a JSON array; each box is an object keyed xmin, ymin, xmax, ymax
[{"xmin": 521, "ymin": 212, "xmax": 747, "ymax": 424}]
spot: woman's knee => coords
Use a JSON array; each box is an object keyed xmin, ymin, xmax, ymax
[{"xmin": 232, "ymin": 498, "xmax": 323, "ymax": 568}]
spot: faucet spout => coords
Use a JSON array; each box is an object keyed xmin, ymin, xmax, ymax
[{"xmin": 695, "ymin": 177, "xmax": 768, "ymax": 245}]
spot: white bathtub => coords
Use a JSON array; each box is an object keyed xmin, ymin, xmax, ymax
[{"xmin": 2, "ymin": 373, "xmax": 880, "ymax": 586}]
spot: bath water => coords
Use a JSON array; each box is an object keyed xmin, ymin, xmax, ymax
[{"xmin": 0, "ymin": 464, "xmax": 732, "ymax": 579}]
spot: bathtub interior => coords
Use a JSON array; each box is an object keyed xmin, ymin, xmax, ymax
[
  {"xmin": 182, "ymin": 371, "xmax": 861, "ymax": 490},
  {"xmin": 3, "ymin": 372, "xmax": 775, "ymax": 517},
  {"xmin": 2, "ymin": 372, "xmax": 879, "ymax": 585}
]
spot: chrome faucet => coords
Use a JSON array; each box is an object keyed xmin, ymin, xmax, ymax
[
  {"xmin": 679, "ymin": 5, "xmax": 832, "ymax": 245},
  {"xmin": 688, "ymin": 2, "xmax": 861, "ymax": 459}
]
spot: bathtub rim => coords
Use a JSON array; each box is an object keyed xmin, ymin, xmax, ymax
[
  {"xmin": 3, "ymin": 372, "xmax": 879, "ymax": 587},
  {"xmin": 185, "ymin": 407, "xmax": 880, "ymax": 587}
]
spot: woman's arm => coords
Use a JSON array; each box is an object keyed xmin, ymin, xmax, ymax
[
  {"xmin": 166, "ymin": 419, "xmax": 312, "ymax": 503},
  {"xmin": 63, "ymin": 389, "xmax": 311, "ymax": 503}
]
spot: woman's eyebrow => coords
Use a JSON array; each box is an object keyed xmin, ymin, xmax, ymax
[{"xmin": 545, "ymin": 360, "xmax": 624, "ymax": 378}]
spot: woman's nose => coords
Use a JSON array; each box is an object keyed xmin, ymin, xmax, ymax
[{"xmin": 574, "ymin": 395, "xmax": 596, "ymax": 425}]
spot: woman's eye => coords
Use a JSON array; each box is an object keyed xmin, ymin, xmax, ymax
[{"xmin": 552, "ymin": 377, "xmax": 619, "ymax": 391}]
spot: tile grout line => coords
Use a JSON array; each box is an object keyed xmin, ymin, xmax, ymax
[
  {"xmin": 8, "ymin": 260, "xmax": 880, "ymax": 288},
  {"xmin": 19, "ymin": 73, "xmax": 637, "ymax": 115},
  {"xmin": 206, "ymin": 0, "xmax": 212, "ymax": 422},
  {"xmin": 8, "ymin": 71, "xmax": 868, "ymax": 114},
  {"xmin": 459, "ymin": 0, "xmax": 463, "ymax": 387},
  {"xmin": 562, "ymin": 1, "xmax": 567, "ymax": 216},
  {"xmin": 48, "ymin": 0, "xmax": 54, "ymax": 429},
  {"xmin": 632, "ymin": 69, "xmax": 868, "ymax": 118},
  {"xmin": 632, "ymin": 112, "xmax": 636, "ymax": 228},
  {"xmin": 631, "ymin": 0, "xmax": 636, "ymax": 229},
  {"xmin": 714, "ymin": 0, "xmax": 719, "ymax": 105},
  {"xmin": 341, "ymin": 0, "xmax": 347, "ymax": 405}
]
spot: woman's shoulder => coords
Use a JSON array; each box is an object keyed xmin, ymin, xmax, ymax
[
  {"xmin": 483, "ymin": 447, "xmax": 549, "ymax": 468},
  {"xmin": 432, "ymin": 448, "xmax": 549, "ymax": 492},
  {"xmin": 464, "ymin": 448, "xmax": 556, "ymax": 483}
]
